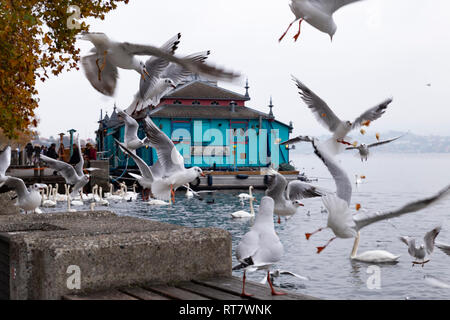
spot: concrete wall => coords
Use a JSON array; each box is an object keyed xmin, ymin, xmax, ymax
[{"xmin": 0, "ymin": 211, "xmax": 232, "ymax": 300}]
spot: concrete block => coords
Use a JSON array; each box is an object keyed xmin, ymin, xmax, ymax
[{"xmin": 0, "ymin": 211, "xmax": 231, "ymax": 300}]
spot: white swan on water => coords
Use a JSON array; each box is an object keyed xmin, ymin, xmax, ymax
[
  {"xmin": 231, "ymin": 186, "xmax": 255, "ymax": 218},
  {"xmin": 350, "ymin": 231, "xmax": 400, "ymax": 263}
]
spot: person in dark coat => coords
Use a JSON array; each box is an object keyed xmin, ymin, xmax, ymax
[
  {"xmin": 69, "ymin": 144, "xmax": 81, "ymax": 165},
  {"xmin": 46, "ymin": 143, "xmax": 58, "ymax": 159},
  {"xmin": 25, "ymin": 142, "xmax": 33, "ymax": 165}
]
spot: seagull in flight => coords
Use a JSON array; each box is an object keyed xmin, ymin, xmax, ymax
[
  {"xmin": 264, "ymin": 167, "xmax": 330, "ymax": 223},
  {"xmin": 279, "ymin": 0, "xmax": 365, "ymax": 42},
  {"xmin": 127, "ymin": 49, "xmax": 211, "ymax": 115},
  {"xmin": 305, "ymin": 138, "xmax": 450, "ymax": 253},
  {"xmin": 0, "ymin": 146, "xmax": 46, "ymax": 213},
  {"xmin": 80, "ymin": 32, "xmax": 239, "ymax": 97},
  {"xmin": 400, "ymin": 226, "xmax": 441, "ymax": 267},
  {"xmin": 40, "ymin": 137, "xmax": 95, "ymax": 197},
  {"xmin": 290, "ymin": 76, "xmax": 392, "ymax": 155},
  {"xmin": 116, "ymin": 107, "xmax": 149, "ymax": 153},
  {"xmin": 345, "ymin": 134, "xmax": 405, "ymax": 161}
]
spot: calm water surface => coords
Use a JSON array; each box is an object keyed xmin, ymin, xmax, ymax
[{"xmin": 46, "ymin": 153, "xmax": 450, "ymax": 299}]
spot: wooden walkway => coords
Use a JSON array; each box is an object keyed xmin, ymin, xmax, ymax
[{"xmin": 63, "ymin": 276, "xmax": 318, "ymax": 300}]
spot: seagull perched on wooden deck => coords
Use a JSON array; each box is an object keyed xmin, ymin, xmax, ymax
[
  {"xmin": 233, "ymin": 196, "xmax": 287, "ymax": 296},
  {"xmin": 305, "ymin": 138, "xmax": 450, "ymax": 253},
  {"xmin": 80, "ymin": 32, "xmax": 239, "ymax": 97},
  {"xmin": 279, "ymin": 0, "xmax": 365, "ymax": 42},
  {"xmin": 288, "ymin": 76, "xmax": 392, "ymax": 155},
  {"xmin": 0, "ymin": 146, "xmax": 46, "ymax": 213}
]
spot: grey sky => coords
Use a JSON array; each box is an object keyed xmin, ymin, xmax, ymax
[{"xmin": 36, "ymin": 0, "xmax": 450, "ymax": 140}]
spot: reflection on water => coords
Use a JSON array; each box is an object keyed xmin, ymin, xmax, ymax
[{"xmin": 44, "ymin": 153, "xmax": 450, "ymax": 299}]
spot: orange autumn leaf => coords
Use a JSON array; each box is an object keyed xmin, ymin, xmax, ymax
[
  {"xmin": 355, "ymin": 204, "xmax": 361, "ymax": 211},
  {"xmin": 376, "ymin": 133, "xmax": 380, "ymax": 141},
  {"xmin": 360, "ymin": 129, "xmax": 366, "ymax": 135}
]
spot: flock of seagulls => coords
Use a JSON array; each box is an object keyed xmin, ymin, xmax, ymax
[{"xmin": 0, "ymin": 0, "xmax": 449, "ymax": 298}]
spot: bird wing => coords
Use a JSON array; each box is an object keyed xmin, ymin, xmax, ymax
[
  {"xmin": 311, "ymin": 0, "xmax": 364, "ymax": 14},
  {"xmin": 139, "ymin": 34, "xmax": 181, "ymax": 100},
  {"xmin": 40, "ymin": 154, "xmax": 79, "ymax": 184},
  {"xmin": 236, "ymin": 229, "xmax": 260, "ymax": 263},
  {"xmin": 115, "ymin": 139, "xmax": 154, "ymax": 181},
  {"xmin": 119, "ymin": 42, "xmax": 239, "ymax": 81},
  {"xmin": 435, "ymin": 242, "xmax": 450, "ymax": 256},
  {"xmin": 351, "ymin": 98, "xmax": 392, "ymax": 129},
  {"xmin": 312, "ymin": 139, "xmax": 352, "ymax": 205},
  {"xmin": 280, "ymin": 135, "xmax": 313, "ymax": 146},
  {"xmin": 367, "ymin": 134, "xmax": 404, "ymax": 149},
  {"xmin": 142, "ymin": 116, "xmax": 185, "ymax": 176},
  {"xmin": 400, "ymin": 236, "xmax": 417, "ymax": 257},
  {"xmin": 117, "ymin": 108, "xmax": 139, "ymax": 143},
  {"xmin": 424, "ymin": 226, "xmax": 441, "ymax": 255},
  {"xmin": 160, "ymin": 51, "xmax": 210, "ymax": 85},
  {"xmin": 81, "ymin": 51, "xmax": 118, "ymax": 96},
  {"xmin": 0, "ymin": 146, "xmax": 11, "ymax": 177},
  {"xmin": 4, "ymin": 176, "xmax": 28, "ymax": 199},
  {"xmin": 264, "ymin": 168, "xmax": 288, "ymax": 202},
  {"xmin": 292, "ymin": 75, "xmax": 342, "ymax": 133},
  {"xmin": 74, "ymin": 136, "xmax": 84, "ymax": 177},
  {"xmin": 354, "ymin": 184, "xmax": 450, "ymax": 231},
  {"xmin": 287, "ymin": 180, "xmax": 330, "ymax": 200}
]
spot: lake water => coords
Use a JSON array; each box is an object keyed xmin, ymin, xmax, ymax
[{"xmin": 44, "ymin": 152, "xmax": 450, "ymax": 300}]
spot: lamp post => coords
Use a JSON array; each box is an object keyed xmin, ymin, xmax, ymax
[{"xmin": 68, "ymin": 129, "xmax": 77, "ymax": 157}]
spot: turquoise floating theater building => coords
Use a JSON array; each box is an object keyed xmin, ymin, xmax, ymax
[{"xmin": 96, "ymin": 77, "xmax": 293, "ymax": 172}]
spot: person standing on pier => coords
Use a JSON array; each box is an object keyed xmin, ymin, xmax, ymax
[
  {"xmin": 69, "ymin": 144, "xmax": 81, "ymax": 165},
  {"xmin": 46, "ymin": 143, "xmax": 58, "ymax": 160}
]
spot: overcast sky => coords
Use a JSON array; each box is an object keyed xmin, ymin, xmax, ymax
[{"xmin": 35, "ymin": 0, "xmax": 450, "ymax": 140}]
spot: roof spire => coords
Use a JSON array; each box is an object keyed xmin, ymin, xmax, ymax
[
  {"xmin": 268, "ymin": 96, "xmax": 274, "ymax": 118},
  {"xmin": 245, "ymin": 78, "xmax": 250, "ymax": 98}
]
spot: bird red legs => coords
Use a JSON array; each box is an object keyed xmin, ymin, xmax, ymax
[{"xmin": 279, "ymin": 19, "xmax": 303, "ymax": 42}]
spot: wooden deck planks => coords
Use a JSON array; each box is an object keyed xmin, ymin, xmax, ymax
[
  {"xmin": 142, "ymin": 284, "xmax": 210, "ymax": 300},
  {"xmin": 62, "ymin": 277, "xmax": 318, "ymax": 300},
  {"xmin": 118, "ymin": 286, "xmax": 170, "ymax": 300},
  {"xmin": 175, "ymin": 282, "xmax": 248, "ymax": 301},
  {"xmin": 193, "ymin": 276, "xmax": 318, "ymax": 300},
  {"xmin": 63, "ymin": 289, "xmax": 138, "ymax": 300}
]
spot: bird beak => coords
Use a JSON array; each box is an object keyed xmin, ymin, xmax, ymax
[
  {"xmin": 142, "ymin": 69, "xmax": 150, "ymax": 79},
  {"xmin": 299, "ymin": 203, "xmax": 304, "ymax": 207},
  {"xmin": 171, "ymin": 84, "xmax": 176, "ymax": 89},
  {"xmin": 200, "ymin": 172, "xmax": 205, "ymax": 177},
  {"xmin": 37, "ymin": 184, "xmax": 47, "ymax": 190}
]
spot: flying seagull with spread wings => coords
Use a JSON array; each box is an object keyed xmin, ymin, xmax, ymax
[
  {"xmin": 290, "ymin": 75, "xmax": 392, "ymax": 155},
  {"xmin": 0, "ymin": 146, "xmax": 46, "ymax": 213},
  {"xmin": 40, "ymin": 137, "xmax": 96, "ymax": 197},
  {"xmin": 400, "ymin": 226, "xmax": 441, "ymax": 267},
  {"xmin": 279, "ymin": 0, "xmax": 365, "ymax": 42},
  {"xmin": 80, "ymin": 32, "xmax": 239, "ymax": 97},
  {"xmin": 345, "ymin": 134, "xmax": 405, "ymax": 161},
  {"xmin": 116, "ymin": 107, "xmax": 149, "ymax": 153},
  {"xmin": 264, "ymin": 167, "xmax": 330, "ymax": 223},
  {"xmin": 134, "ymin": 116, "xmax": 205, "ymax": 202},
  {"xmin": 305, "ymin": 138, "xmax": 450, "ymax": 253},
  {"xmin": 127, "ymin": 49, "xmax": 211, "ymax": 115}
]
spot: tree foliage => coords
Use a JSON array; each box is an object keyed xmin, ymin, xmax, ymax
[{"xmin": 0, "ymin": 0, "xmax": 129, "ymax": 139}]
